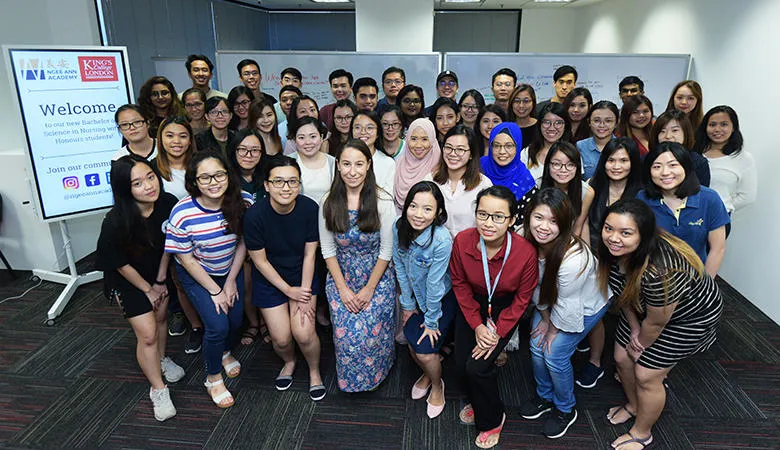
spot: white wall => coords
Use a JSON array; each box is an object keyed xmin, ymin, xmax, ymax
[
  {"xmin": 519, "ymin": 8, "xmax": 578, "ymax": 53},
  {"xmin": 522, "ymin": 0, "xmax": 780, "ymax": 322},
  {"xmin": 355, "ymin": 0, "xmax": 434, "ymax": 52},
  {"xmin": 0, "ymin": 0, "xmax": 103, "ymax": 272}
]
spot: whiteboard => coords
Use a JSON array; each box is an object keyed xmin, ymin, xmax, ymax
[
  {"xmin": 152, "ymin": 57, "xmax": 191, "ymax": 95},
  {"xmin": 443, "ymin": 53, "xmax": 691, "ymax": 109},
  {"xmin": 215, "ymin": 51, "xmax": 441, "ymax": 106},
  {"xmin": 4, "ymin": 45, "xmax": 133, "ymax": 222}
]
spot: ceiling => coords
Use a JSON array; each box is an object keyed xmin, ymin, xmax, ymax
[{"xmin": 231, "ymin": 0, "xmax": 604, "ymax": 11}]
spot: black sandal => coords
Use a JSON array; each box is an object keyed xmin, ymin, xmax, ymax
[{"xmin": 241, "ymin": 326, "xmax": 259, "ymax": 345}]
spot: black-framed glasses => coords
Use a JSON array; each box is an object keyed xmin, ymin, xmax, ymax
[
  {"xmin": 476, "ymin": 211, "xmax": 508, "ymax": 224},
  {"xmin": 235, "ymin": 100, "xmax": 251, "ymax": 108},
  {"xmin": 381, "ymin": 121, "xmax": 402, "ymax": 130},
  {"xmin": 208, "ymin": 109, "xmax": 230, "ymax": 118},
  {"xmin": 185, "ymin": 101, "xmax": 204, "ymax": 109},
  {"xmin": 237, "ymin": 146, "xmax": 262, "ymax": 157},
  {"xmin": 334, "ymin": 114, "xmax": 354, "ymax": 123},
  {"xmin": 402, "ymin": 98, "xmax": 422, "ymax": 105},
  {"xmin": 461, "ymin": 103, "xmax": 479, "ymax": 111},
  {"xmin": 267, "ymin": 178, "xmax": 301, "ymax": 189},
  {"xmin": 438, "ymin": 80, "xmax": 456, "ymax": 87},
  {"xmin": 549, "ymin": 161, "xmax": 577, "ymax": 171},
  {"xmin": 541, "ymin": 119, "xmax": 565, "ymax": 129},
  {"xmin": 196, "ymin": 171, "xmax": 228, "ymax": 185},
  {"xmin": 443, "ymin": 145, "xmax": 469, "ymax": 156},
  {"xmin": 117, "ymin": 119, "xmax": 146, "ymax": 130}
]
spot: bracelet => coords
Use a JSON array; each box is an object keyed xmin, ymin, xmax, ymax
[
  {"xmin": 154, "ymin": 278, "xmax": 166, "ymax": 285},
  {"xmin": 209, "ymin": 287, "xmax": 223, "ymax": 296}
]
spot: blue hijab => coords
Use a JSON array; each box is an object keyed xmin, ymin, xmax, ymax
[{"xmin": 480, "ymin": 122, "xmax": 536, "ymax": 201}]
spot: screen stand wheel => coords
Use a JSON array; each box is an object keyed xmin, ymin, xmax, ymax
[{"xmin": 32, "ymin": 220, "xmax": 102, "ymax": 322}]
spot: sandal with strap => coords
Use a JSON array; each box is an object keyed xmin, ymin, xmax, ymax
[
  {"xmin": 459, "ymin": 403, "xmax": 475, "ymax": 425},
  {"xmin": 607, "ymin": 404, "xmax": 636, "ymax": 425},
  {"xmin": 204, "ymin": 378, "xmax": 234, "ymax": 409},
  {"xmin": 611, "ymin": 431, "xmax": 653, "ymax": 449},
  {"xmin": 475, "ymin": 413, "xmax": 506, "ymax": 449},
  {"xmin": 222, "ymin": 352, "xmax": 241, "ymax": 378},
  {"xmin": 240, "ymin": 326, "xmax": 259, "ymax": 346}
]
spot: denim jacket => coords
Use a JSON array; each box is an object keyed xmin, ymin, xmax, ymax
[{"xmin": 392, "ymin": 221, "xmax": 453, "ymax": 330}]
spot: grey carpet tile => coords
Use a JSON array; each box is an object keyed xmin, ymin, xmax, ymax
[
  {"xmin": 720, "ymin": 361, "xmax": 780, "ymax": 421},
  {"xmin": 9, "ymin": 327, "xmax": 127, "ymax": 379},
  {"xmin": 204, "ymin": 389, "xmax": 315, "ymax": 450},
  {"xmin": 675, "ymin": 416, "xmax": 780, "ymax": 449},
  {"xmin": 13, "ymin": 377, "xmax": 143, "ymax": 449},
  {"xmin": 703, "ymin": 320, "xmax": 780, "ymax": 364},
  {"xmin": 0, "ymin": 374, "xmax": 71, "ymax": 444},
  {"xmin": 0, "ymin": 328, "xmax": 59, "ymax": 369},
  {"xmin": 666, "ymin": 359, "xmax": 765, "ymax": 420}
]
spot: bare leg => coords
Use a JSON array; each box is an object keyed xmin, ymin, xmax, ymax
[
  {"xmin": 290, "ymin": 296, "xmax": 322, "ymax": 386},
  {"xmin": 260, "ymin": 303, "xmax": 296, "ymax": 376},
  {"xmin": 414, "ymin": 351, "xmax": 443, "ymax": 405},
  {"xmin": 588, "ymin": 320, "xmax": 605, "ymax": 367},
  {"xmin": 611, "ymin": 365, "xmax": 673, "ymax": 449},
  {"xmin": 155, "ymin": 298, "xmax": 169, "ymax": 357},
  {"xmin": 128, "ymin": 311, "xmax": 164, "ymax": 390},
  {"xmin": 408, "ymin": 346, "xmax": 430, "ymax": 388},
  {"xmin": 609, "ymin": 344, "xmax": 639, "ymax": 422}
]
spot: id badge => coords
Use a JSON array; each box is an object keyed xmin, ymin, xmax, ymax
[{"xmin": 485, "ymin": 317, "xmax": 497, "ymax": 334}]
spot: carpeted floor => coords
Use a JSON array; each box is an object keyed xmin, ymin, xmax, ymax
[{"xmin": 1, "ymin": 263, "xmax": 779, "ymax": 449}]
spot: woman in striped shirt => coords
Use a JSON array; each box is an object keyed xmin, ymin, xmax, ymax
[
  {"xmin": 598, "ymin": 198, "xmax": 722, "ymax": 449},
  {"xmin": 165, "ymin": 150, "xmax": 252, "ymax": 409}
]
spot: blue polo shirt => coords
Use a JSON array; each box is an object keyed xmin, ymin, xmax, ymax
[
  {"xmin": 577, "ymin": 136, "xmax": 613, "ymax": 180},
  {"xmin": 637, "ymin": 187, "xmax": 730, "ymax": 263}
]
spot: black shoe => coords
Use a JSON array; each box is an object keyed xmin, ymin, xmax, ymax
[
  {"xmin": 168, "ymin": 312, "xmax": 187, "ymax": 336},
  {"xmin": 575, "ymin": 340, "xmax": 590, "ymax": 353},
  {"xmin": 520, "ymin": 394, "xmax": 553, "ymax": 420},
  {"xmin": 543, "ymin": 408, "xmax": 577, "ymax": 439},
  {"xmin": 184, "ymin": 328, "xmax": 203, "ymax": 354},
  {"xmin": 575, "ymin": 362, "xmax": 604, "ymax": 389}
]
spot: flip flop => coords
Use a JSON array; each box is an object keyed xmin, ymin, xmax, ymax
[
  {"xmin": 475, "ymin": 413, "xmax": 506, "ymax": 448},
  {"xmin": 459, "ymin": 403, "xmax": 475, "ymax": 425},
  {"xmin": 611, "ymin": 431, "xmax": 653, "ymax": 449},
  {"xmin": 607, "ymin": 404, "xmax": 636, "ymax": 425}
]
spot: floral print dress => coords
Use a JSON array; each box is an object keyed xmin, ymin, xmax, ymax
[{"xmin": 326, "ymin": 210, "xmax": 397, "ymax": 392}]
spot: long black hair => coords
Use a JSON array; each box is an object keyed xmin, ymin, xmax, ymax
[
  {"xmin": 227, "ymin": 128, "xmax": 266, "ymax": 194},
  {"xmin": 523, "ymin": 188, "xmax": 589, "ymax": 308},
  {"xmin": 693, "ymin": 105, "xmax": 744, "ymax": 156},
  {"xmin": 528, "ymin": 102, "xmax": 571, "ymax": 167},
  {"xmin": 286, "ymin": 95, "xmax": 320, "ymax": 140},
  {"xmin": 107, "ymin": 155, "xmax": 164, "ymax": 257},
  {"xmin": 323, "ymin": 139, "xmax": 381, "ymax": 233},
  {"xmin": 227, "ymin": 85, "xmax": 255, "ymax": 131},
  {"xmin": 643, "ymin": 141, "xmax": 700, "ymax": 199},
  {"xmin": 540, "ymin": 141, "xmax": 584, "ymax": 216},
  {"xmin": 396, "ymin": 181, "xmax": 448, "ymax": 250},
  {"xmin": 588, "ymin": 137, "xmax": 643, "ymax": 248},
  {"xmin": 184, "ymin": 149, "xmax": 247, "ymax": 236}
]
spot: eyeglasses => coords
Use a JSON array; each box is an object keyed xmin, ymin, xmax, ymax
[
  {"xmin": 235, "ymin": 100, "xmax": 251, "ymax": 108},
  {"xmin": 334, "ymin": 114, "xmax": 354, "ymax": 123},
  {"xmin": 512, "ymin": 98, "xmax": 532, "ymax": 105},
  {"xmin": 151, "ymin": 90, "xmax": 170, "ymax": 98},
  {"xmin": 591, "ymin": 118, "xmax": 616, "ymax": 126},
  {"xmin": 117, "ymin": 119, "xmax": 146, "ymax": 130},
  {"xmin": 443, "ymin": 145, "xmax": 469, "ymax": 156},
  {"xmin": 237, "ymin": 146, "xmax": 262, "ymax": 157},
  {"xmin": 353, "ymin": 125, "xmax": 376, "ymax": 133},
  {"xmin": 438, "ymin": 80, "xmax": 456, "ymax": 88},
  {"xmin": 268, "ymin": 178, "xmax": 300, "ymax": 189},
  {"xmin": 241, "ymin": 70, "xmax": 260, "ymax": 77},
  {"xmin": 402, "ymin": 98, "xmax": 422, "ymax": 105},
  {"xmin": 549, "ymin": 161, "xmax": 577, "ymax": 171},
  {"xmin": 461, "ymin": 103, "xmax": 479, "ymax": 111},
  {"xmin": 383, "ymin": 79, "xmax": 404, "ymax": 86},
  {"xmin": 208, "ymin": 109, "xmax": 230, "ymax": 118},
  {"xmin": 476, "ymin": 211, "xmax": 509, "ymax": 224},
  {"xmin": 196, "ymin": 171, "xmax": 228, "ymax": 185},
  {"xmin": 381, "ymin": 121, "xmax": 402, "ymax": 130},
  {"xmin": 492, "ymin": 143, "xmax": 516, "ymax": 152},
  {"xmin": 541, "ymin": 119, "xmax": 565, "ymax": 129},
  {"xmin": 185, "ymin": 101, "xmax": 204, "ymax": 108}
]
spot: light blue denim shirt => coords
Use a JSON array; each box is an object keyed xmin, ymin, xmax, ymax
[
  {"xmin": 392, "ymin": 220, "xmax": 453, "ymax": 330},
  {"xmin": 577, "ymin": 136, "xmax": 613, "ymax": 180}
]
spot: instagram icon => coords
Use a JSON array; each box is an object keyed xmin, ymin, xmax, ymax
[{"xmin": 62, "ymin": 176, "xmax": 80, "ymax": 190}]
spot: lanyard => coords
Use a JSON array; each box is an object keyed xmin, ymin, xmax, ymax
[{"xmin": 480, "ymin": 233, "xmax": 512, "ymax": 317}]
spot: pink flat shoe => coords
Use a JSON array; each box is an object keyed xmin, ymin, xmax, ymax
[
  {"xmin": 411, "ymin": 374, "xmax": 431, "ymax": 400},
  {"xmin": 426, "ymin": 380, "xmax": 445, "ymax": 419}
]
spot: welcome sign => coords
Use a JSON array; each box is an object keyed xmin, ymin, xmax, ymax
[{"xmin": 5, "ymin": 46, "xmax": 133, "ymax": 221}]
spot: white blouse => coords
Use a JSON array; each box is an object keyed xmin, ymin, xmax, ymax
[
  {"xmin": 704, "ymin": 151, "xmax": 757, "ymax": 214},
  {"xmin": 424, "ymin": 172, "xmax": 493, "ymax": 238}
]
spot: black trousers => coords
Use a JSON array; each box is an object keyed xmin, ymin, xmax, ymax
[{"xmin": 455, "ymin": 307, "xmax": 518, "ymax": 431}]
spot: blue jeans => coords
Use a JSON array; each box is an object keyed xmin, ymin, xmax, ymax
[
  {"xmin": 529, "ymin": 303, "xmax": 609, "ymax": 413},
  {"xmin": 176, "ymin": 264, "xmax": 244, "ymax": 376}
]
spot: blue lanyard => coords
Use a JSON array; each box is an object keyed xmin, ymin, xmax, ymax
[{"xmin": 480, "ymin": 233, "xmax": 512, "ymax": 316}]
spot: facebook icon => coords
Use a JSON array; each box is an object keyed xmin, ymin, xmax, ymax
[{"xmin": 84, "ymin": 173, "xmax": 100, "ymax": 187}]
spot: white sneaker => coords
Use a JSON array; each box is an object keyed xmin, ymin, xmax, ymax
[
  {"xmin": 161, "ymin": 356, "xmax": 185, "ymax": 383},
  {"xmin": 150, "ymin": 386, "xmax": 176, "ymax": 421}
]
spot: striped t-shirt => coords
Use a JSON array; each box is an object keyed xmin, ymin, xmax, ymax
[{"xmin": 165, "ymin": 191, "xmax": 253, "ymax": 276}]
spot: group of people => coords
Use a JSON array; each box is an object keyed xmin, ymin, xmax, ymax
[{"xmin": 95, "ymin": 54, "xmax": 757, "ymax": 449}]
